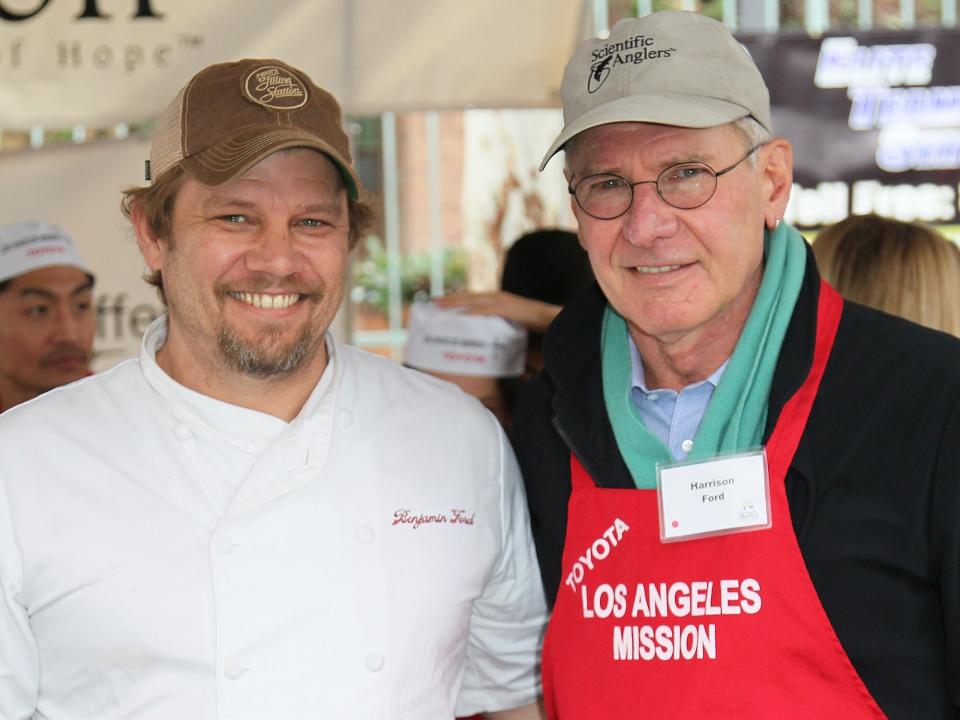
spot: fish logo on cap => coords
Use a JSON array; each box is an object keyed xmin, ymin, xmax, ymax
[{"xmin": 588, "ymin": 56, "xmax": 613, "ymax": 93}]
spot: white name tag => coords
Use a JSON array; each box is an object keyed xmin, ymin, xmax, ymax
[{"xmin": 656, "ymin": 449, "xmax": 771, "ymax": 543}]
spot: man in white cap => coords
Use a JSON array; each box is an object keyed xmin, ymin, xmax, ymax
[
  {"xmin": 0, "ymin": 59, "xmax": 546, "ymax": 719},
  {"xmin": 0, "ymin": 221, "xmax": 96, "ymax": 412},
  {"xmin": 514, "ymin": 10, "xmax": 960, "ymax": 718}
]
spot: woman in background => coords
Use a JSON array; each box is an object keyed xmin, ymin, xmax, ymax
[{"xmin": 813, "ymin": 213, "xmax": 960, "ymax": 337}]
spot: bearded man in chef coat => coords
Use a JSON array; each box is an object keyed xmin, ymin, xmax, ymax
[
  {"xmin": 514, "ymin": 10, "xmax": 960, "ymax": 719},
  {"xmin": 0, "ymin": 58, "xmax": 547, "ymax": 720}
]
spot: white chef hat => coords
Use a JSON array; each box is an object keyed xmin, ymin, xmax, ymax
[
  {"xmin": 404, "ymin": 302, "xmax": 528, "ymax": 378},
  {"xmin": 0, "ymin": 221, "xmax": 93, "ymax": 284}
]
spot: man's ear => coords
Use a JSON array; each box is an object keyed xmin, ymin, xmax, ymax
[
  {"xmin": 131, "ymin": 203, "xmax": 165, "ymax": 271},
  {"xmin": 759, "ymin": 138, "xmax": 793, "ymax": 230}
]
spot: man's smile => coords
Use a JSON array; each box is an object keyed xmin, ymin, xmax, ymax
[
  {"xmin": 227, "ymin": 291, "xmax": 302, "ymax": 310},
  {"xmin": 634, "ymin": 264, "xmax": 683, "ymax": 275}
]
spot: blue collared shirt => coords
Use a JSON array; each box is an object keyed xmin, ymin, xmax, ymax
[{"xmin": 629, "ymin": 340, "xmax": 728, "ymax": 462}]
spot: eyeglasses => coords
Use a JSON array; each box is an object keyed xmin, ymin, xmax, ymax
[{"xmin": 569, "ymin": 144, "xmax": 763, "ymax": 220}]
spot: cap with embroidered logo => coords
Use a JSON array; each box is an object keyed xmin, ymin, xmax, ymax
[
  {"xmin": 540, "ymin": 11, "xmax": 771, "ymax": 170},
  {"xmin": 148, "ymin": 58, "xmax": 360, "ymax": 198},
  {"xmin": 0, "ymin": 221, "xmax": 93, "ymax": 284}
]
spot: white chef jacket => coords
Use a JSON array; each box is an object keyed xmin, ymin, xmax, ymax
[{"xmin": 0, "ymin": 317, "xmax": 548, "ymax": 720}]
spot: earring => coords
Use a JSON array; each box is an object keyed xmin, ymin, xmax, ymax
[{"xmin": 774, "ymin": 218, "xmax": 782, "ymax": 229}]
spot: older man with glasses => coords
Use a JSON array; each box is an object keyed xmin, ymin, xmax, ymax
[{"xmin": 514, "ymin": 10, "xmax": 960, "ymax": 719}]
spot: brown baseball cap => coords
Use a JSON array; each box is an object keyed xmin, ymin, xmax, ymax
[
  {"xmin": 148, "ymin": 58, "xmax": 360, "ymax": 199},
  {"xmin": 540, "ymin": 11, "xmax": 771, "ymax": 171}
]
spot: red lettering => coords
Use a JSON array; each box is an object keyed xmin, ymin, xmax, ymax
[{"xmin": 441, "ymin": 350, "xmax": 486, "ymax": 363}]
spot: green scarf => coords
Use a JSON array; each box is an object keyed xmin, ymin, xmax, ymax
[{"xmin": 601, "ymin": 223, "xmax": 807, "ymax": 489}]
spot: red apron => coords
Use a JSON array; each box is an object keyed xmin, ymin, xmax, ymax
[{"xmin": 542, "ymin": 281, "xmax": 887, "ymax": 719}]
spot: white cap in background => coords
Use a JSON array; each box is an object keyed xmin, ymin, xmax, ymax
[
  {"xmin": 0, "ymin": 221, "xmax": 93, "ymax": 284},
  {"xmin": 405, "ymin": 302, "xmax": 528, "ymax": 378}
]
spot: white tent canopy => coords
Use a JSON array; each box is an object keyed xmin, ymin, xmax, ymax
[{"xmin": 0, "ymin": 0, "xmax": 586, "ymax": 127}]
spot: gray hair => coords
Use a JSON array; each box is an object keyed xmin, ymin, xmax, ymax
[{"xmin": 732, "ymin": 116, "xmax": 773, "ymax": 167}]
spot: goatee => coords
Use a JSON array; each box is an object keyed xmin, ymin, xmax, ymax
[
  {"xmin": 217, "ymin": 322, "xmax": 319, "ymax": 377},
  {"xmin": 214, "ymin": 278, "xmax": 326, "ymax": 378}
]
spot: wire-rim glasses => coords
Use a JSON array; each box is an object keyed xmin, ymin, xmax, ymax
[{"xmin": 569, "ymin": 144, "xmax": 764, "ymax": 220}]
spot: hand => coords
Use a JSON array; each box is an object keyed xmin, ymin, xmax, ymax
[
  {"xmin": 434, "ymin": 291, "xmax": 561, "ymax": 334},
  {"xmin": 484, "ymin": 699, "xmax": 547, "ymax": 720}
]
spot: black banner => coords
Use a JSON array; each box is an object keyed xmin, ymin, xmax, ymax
[{"xmin": 739, "ymin": 28, "xmax": 960, "ymax": 228}]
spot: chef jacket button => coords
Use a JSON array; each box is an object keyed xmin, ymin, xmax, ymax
[
  {"xmin": 173, "ymin": 423, "xmax": 192, "ymax": 441},
  {"xmin": 355, "ymin": 525, "xmax": 375, "ymax": 544},
  {"xmin": 216, "ymin": 535, "xmax": 236, "ymax": 554},
  {"xmin": 337, "ymin": 409, "xmax": 353, "ymax": 428},
  {"xmin": 365, "ymin": 653, "xmax": 385, "ymax": 672},
  {"xmin": 224, "ymin": 660, "xmax": 245, "ymax": 680},
  {"xmin": 681, "ymin": 439, "xmax": 694, "ymax": 453}
]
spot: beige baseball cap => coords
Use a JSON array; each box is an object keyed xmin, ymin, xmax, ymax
[
  {"xmin": 0, "ymin": 221, "xmax": 93, "ymax": 284},
  {"xmin": 540, "ymin": 11, "xmax": 771, "ymax": 171},
  {"xmin": 148, "ymin": 58, "xmax": 361, "ymax": 198}
]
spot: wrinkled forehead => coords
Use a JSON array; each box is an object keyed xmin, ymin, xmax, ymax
[
  {"xmin": 216, "ymin": 147, "xmax": 346, "ymax": 188},
  {"xmin": 564, "ymin": 121, "xmax": 740, "ymax": 172}
]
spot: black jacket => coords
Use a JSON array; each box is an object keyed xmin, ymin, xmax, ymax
[{"xmin": 513, "ymin": 245, "xmax": 960, "ymax": 718}]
